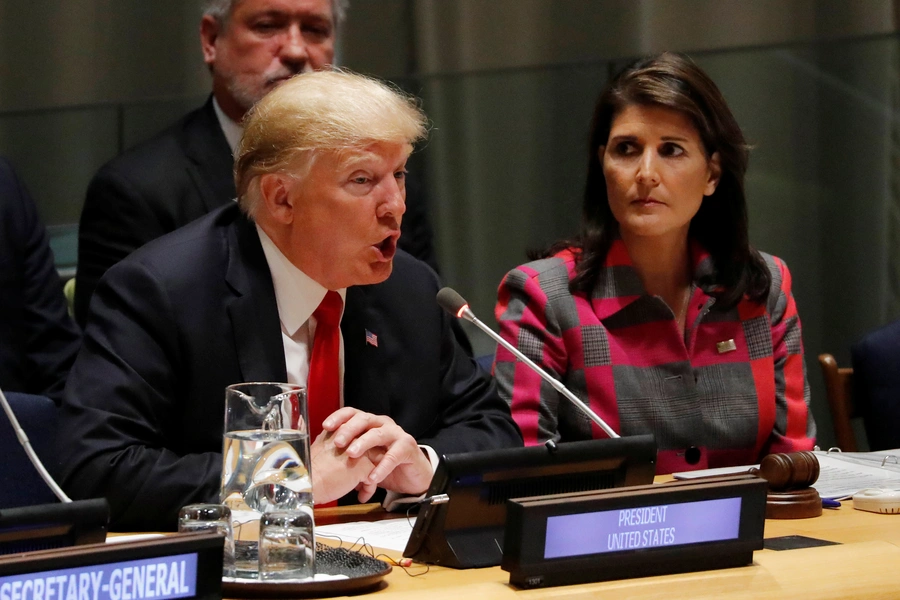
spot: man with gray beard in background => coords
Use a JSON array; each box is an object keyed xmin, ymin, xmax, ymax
[{"xmin": 74, "ymin": 0, "xmax": 441, "ymax": 326}]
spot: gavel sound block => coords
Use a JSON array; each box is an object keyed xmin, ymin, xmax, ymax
[{"xmin": 750, "ymin": 451, "xmax": 822, "ymax": 519}]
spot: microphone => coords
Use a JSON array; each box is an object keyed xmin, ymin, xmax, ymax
[
  {"xmin": 436, "ymin": 287, "xmax": 619, "ymax": 439},
  {"xmin": 0, "ymin": 386, "xmax": 72, "ymax": 503}
]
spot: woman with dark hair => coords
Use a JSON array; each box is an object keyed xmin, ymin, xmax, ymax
[{"xmin": 493, "ymin": 52, "xmax": 815, "ymax": 473}]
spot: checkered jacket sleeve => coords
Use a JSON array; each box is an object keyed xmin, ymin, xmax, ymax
[
  {"xmin": 763, "ymin": 255, "xmax": 816, "ymax": 454},
  {"xmin": 493, "ymin": 257, "xmax": 578, "ymax": 445}
]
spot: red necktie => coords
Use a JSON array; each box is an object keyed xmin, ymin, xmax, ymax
[{"xmin": 307, "ymin": 291, "xmax": 343, "ymax": 443}]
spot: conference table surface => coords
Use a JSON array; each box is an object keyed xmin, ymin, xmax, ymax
[{"xmin": 311, "ymin": 489, "xmax": 900, "ymax": 600}]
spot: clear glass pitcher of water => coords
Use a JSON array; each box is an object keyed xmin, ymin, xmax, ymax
[{"xmin": 220, "ymin": 382, "xmax": 313, "ymax": 578}]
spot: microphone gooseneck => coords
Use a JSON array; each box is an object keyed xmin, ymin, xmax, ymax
[
  {"xmin": 437, "ymin": 287, "xmax": 619, "ymax": 439},
  {"xmin": 0, "ymin": 387, "xmax": 72, "ymax": 503}
]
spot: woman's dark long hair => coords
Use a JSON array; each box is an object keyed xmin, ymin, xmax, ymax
[{"xmin": 552, "ymin": 52, "xmax": 770, "ymax": 308}]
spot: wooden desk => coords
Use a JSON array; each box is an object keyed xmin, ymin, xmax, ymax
[{"xmin": 316, "ymin": 499, "xmax": 900, "ymax": 599}]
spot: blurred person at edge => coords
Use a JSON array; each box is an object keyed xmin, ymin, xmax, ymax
[
  {"xmin": 493, "ymin": 52, "xmax": 815, "ymax": 474},
  {"xmin": 74, "ymin": 0, "xmax": 442, "ymax": 328},
  {"xmin": 0, "ymin": 157, "xmax": 80, "ymax": 404}
]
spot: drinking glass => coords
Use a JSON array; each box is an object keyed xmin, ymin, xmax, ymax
[
  {"xmin": 177, "ymin": 503, "xmax": 235, "ymax": 577},
  {"xmin": 220, "ymin": 382, "xmax": 313, "ymax": 578},
  {"xmin": 258, "ymin": 511, "xmax": 316, "ymax": 581}
]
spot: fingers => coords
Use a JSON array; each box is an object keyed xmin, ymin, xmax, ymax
[
  {"xmin": 372, "ymin": 446, "xmax": 434, "ymax": 496},
  {"xmin": 315, "ymin": 409, "xmax": 432, "ymax": 498},
  {"xmin": 329, "ymin": 411, "xmax": 398, "ymax": 452},
  {"xmin": 309, "ymin": 429, "xmax": 329, "ymax": 453},
  {"xmin": 321, "ymin": 407, "xmax": 363, "ymax": 432},
  {"xmin": 345, "ymin": 422, "xmax": 402, "ymax": 458},
  {"xmin": 309, "ymin": 431, "xmax": 377, "ymax": 504},
  {"xmin": 356, "ymin": 480, "xmax": 379, "ymax": 504},
  {"xmin": 364, "ymin": 443, "xmax": 416, "ymax": 485}
]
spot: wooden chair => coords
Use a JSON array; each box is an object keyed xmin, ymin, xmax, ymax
[{"xmin": 817, "ymin": 354, "xmax": 857, "ymax": 452}]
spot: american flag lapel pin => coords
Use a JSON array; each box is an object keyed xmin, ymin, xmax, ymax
[
  {"xmin": 716, "ymin": 339, "xmax": 737, "ymax": 354},
  {"xmin": 365, "ymin": 329, "xmax": 379, "ymax": 347}
]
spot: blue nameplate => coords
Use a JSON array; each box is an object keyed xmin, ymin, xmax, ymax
[
  {"xmin": 502, "ymin": 474, "xmax": 767, "ymax": 588},
  {"xmin": 0, "ymin": 534, "xmax": 223, "ymax": 600}
]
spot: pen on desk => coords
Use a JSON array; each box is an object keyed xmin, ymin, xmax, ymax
[{"xmin": 822, "ymin": 498, "xmax": 841, "ymax": 509}]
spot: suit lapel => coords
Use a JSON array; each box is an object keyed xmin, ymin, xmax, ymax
[
  {"xmin": 220, "ymin": 213, "xmax": 393, "ymax": 405},
  {"xmin": 224, "ymin": 213, "xmax": 287, "ymax": 383},
  {"xmin": 179, "ymin": 97, "xmax": 237, "ymax": 213},
  {"xmin": 342, "ymin": 286, "xmax": 391, "ymax": 416}
]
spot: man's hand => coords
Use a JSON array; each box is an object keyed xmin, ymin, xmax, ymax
[
  {"xmin": 322, "ymin": 408, "xmax": 433, "ymax": 503},
  {"xmin": 309, "ymin": 431, "xmax": 377, "ymax": 504}
]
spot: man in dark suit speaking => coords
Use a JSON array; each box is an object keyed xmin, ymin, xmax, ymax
[
  {"xmin": 57, "ymin": 70, "xmax": 522, "ymax": 531},
  {"xmin": 73, "ymin": 0, "xmax": 439, "ymax": 326}
]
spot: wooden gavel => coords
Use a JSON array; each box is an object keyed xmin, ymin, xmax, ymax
[{"xmin": 750, "ymin": 451, "xmax": 820, "ymax": 491}]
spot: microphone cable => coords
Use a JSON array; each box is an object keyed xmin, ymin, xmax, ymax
[{"xmin": 0, "ymin": 386, "xmax": 72, "ymax": 503}]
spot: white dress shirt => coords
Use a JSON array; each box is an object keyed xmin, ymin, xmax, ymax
[
  {"xmin": 256, "ymin": 226, "xmax": 346, "ymax": 395},
  {"xmin": 255, "ymin": 226, "xmax": 436, "ymax": 508},
  {"xmin": 212, "ymin": 96, "xmax": 243, "ymax": 155}
]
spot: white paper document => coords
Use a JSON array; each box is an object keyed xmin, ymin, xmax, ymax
[
  {"xmin": 673, "ymin": 449, "xmax": 900, "ymax": 500},
  {"xmin": 315, "ymin": 517, "xmax": 415, "ymax": 553},
  {"xmin": 814, "ymin": 451, "xmax": 900, "ymax": 499}
]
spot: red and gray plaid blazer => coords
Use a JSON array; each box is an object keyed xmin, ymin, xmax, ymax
[{"xmin": 494, "ymin": 239, "xmax": 816, "ymax": 474}]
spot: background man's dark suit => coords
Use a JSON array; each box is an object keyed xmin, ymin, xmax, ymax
[
  {"xmin": 58, "ymin": 203, "xmax": 520, "ymax": 531},
  {"xmin": 851, "ymin": 318, "xmax": 900, "ymax": 451},
  {"xmin": 74, "ymin": 98, "xmax": 439, "ymax": 326},
  {"xmin": 0, "ymin": 157, "xmax": 81, "ymax": 403}
]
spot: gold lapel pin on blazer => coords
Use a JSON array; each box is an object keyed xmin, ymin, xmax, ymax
[{"xmin": 717, "ymin": 339, "xmax": 737, "ymax": 354}]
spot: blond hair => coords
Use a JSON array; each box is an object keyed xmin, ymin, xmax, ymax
[{"xmin": 235, "ymin": 69, "xmax": 427, "ymax": 218}]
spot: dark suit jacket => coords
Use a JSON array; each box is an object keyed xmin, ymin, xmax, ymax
[
  {"xmin": 74, "ymin": 98, "xmax": 439, "ymax": 326},
  {"xmin": 0, "ymin": 157, "xmax": 81, "ymax": 403},
  {"xmin": 57, "ymin": 203, "xmax": 520, "ymax": 531},
  {"xmin": 851, "ymin": 319, "xmax": 900, "ymax": 451}
]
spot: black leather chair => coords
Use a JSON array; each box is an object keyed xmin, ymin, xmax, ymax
[
  {"xmin": 0, "ymin": 391, "xmax": 60, "ymax": 508},
  {"xmin": 851, "ymin": 319, "xmax": 900, "ymax": 451}
]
